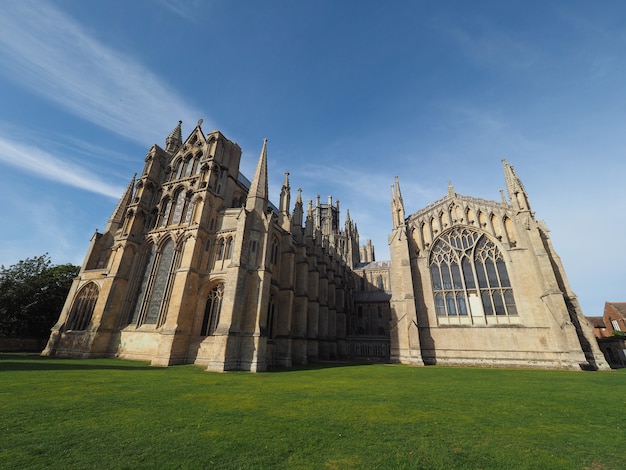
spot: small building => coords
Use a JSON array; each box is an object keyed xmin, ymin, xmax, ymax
[{"xmin": 587, "ymin": 302, "xmax": 626, "ymax": 368}]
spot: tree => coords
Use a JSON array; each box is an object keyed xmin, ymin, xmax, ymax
[{"xmin": 0, "ymin": 254, "xmax": 79, "ymax": 339}]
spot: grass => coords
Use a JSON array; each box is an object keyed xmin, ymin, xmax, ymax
[{"xmin": 1, "ymin": 354, "xmax": 625, "ymax": 469}]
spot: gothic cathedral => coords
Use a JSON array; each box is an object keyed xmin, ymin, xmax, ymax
[{"xmin": 43, "ymin": 122, "xmax": 607, "ymax": 371}]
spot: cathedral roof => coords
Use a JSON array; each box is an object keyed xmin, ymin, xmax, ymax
[
  {"xmin": 356, "ymin": 260, "xmax": 391, "ymax": 270},
  {"xmin": 407, "ymin": 192, "xmax": 509, "ymax": 223}
]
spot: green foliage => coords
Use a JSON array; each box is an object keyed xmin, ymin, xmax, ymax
[
  {"xmin": 0, "ymin": 255, "xmax": 79, "ymax": 339},
  {"xmin": 1, "ymin": 356, "xmax": 625, "ymax": 469}
]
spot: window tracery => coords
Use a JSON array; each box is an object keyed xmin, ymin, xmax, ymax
[
  {"xmin": 429, "ymin": 227, "xmax": 517, "ymax": 319},
  {"xmin": 66, "ymin": 283, "xmax": 99, "ymax": 330},
  {"xmin": 129, "ymin": 239, "xmax": 178, "ymax": 327},
  {"xmin": 159, "ymin": 198, "xmax": 172, "ymax": 227},
  {"xmin": 170, "ymin": 189, "xmax": 186, "ymax": 225},
  {"xmin": 201, "ymin": 284, "xmax": 224, "ymax": 336},
  {"xmin": 143, "ymin": 239, "xmax": 175, "ymax": 325}
]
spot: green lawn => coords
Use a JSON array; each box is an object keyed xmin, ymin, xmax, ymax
[{"xmin": 1, "ymin": 354, "xmax": 624, "ymax": 469}]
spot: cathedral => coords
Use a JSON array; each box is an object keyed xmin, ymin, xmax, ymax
[{"xmin": 43, "ymin": 121, "xmax": 608, "ymax": 371}]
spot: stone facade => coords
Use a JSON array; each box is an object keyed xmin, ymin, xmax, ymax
[
  {"xmin": 43, "ymin": 122, "xmax": 607, "ymax": 371},
  {"xmin": 388, "ymin": 168, "xmax": 608, "ymax": 370}
]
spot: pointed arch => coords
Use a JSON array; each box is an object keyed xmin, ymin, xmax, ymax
[
  {"xmin": 174, "ymin": 158, "xmax": 184, "ymax": 179},
  {"xmin": 143, "ymin": 238, "xmax": 177, "ymax": 325},
  {"xmin": 270, "ymin": 236, "xmax": 280, "ymax": 267},
  {"xmin": 430, "ymin": 216, "xmax": 438, "ymax": 236},
  {"xmin": 466, "ymin": 207, "xmax": 475, "ymax": 226},
  {"xmin": 478, "ymin": 210, "xmax": 488, "ymax": 228},
  {"xmin": 217, "ymin": 238, "xmax": 226, "ymax": 261},
  {"xmin": 183, "ymin": 154, "xmax": 194, "ymax": 177},
  {"xmin": 201, "ymin": 283, "xmax": 224, "ymax": 336},
  {"xmin": 225, "ymin": 236, "xmax": 234, "ymax": 260},
  {"xmin": 159, "ymin": 198, "xmax": 172, "ymax": 227},
  {"xmin": 421, "ymin": 221, "xmax": 431, "ymax": 247},
  {"xmin": 503, "ymin": 216, "xmax": 517, "ymax": 247},
  {"xmin": 170, "ymin": 187, "xmax": 187, "ymax": 225},
  {"xmin": 66, "ymin": 283, "xmax": 99, "ymax": 330},
  {"xmin": 129, "ymin": 238, "xmax": 180, "ymax": 327},
  {"xmin": 266, "ymin": 291, "xmax": 277, "ymax": 340},
  {"xmin": 429, "ymin": 227, "xmax": 517, "ymax": 320},
  {"xmin": 130, "ymin": 242, "xmax": 156, "ymax": 325},
  {"xmin": 491, "ymin": 213, "xmax": 503, "ymax": 240},
  {"xmin": 192, "ymin": 152, "xmax": 202, "ymax": 175}
]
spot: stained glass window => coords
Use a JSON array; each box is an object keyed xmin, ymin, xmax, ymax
[
  {"xmin": 171, "ymin": 190, "xmax": 186, "ymax": 225},
  {"xmin": 429, "ymin": 227, "xmax": 517, "ymax": 319},
  {"xmin": 144, "ymin": 239, "xmax": 175, "ymax": 324},
  {"xmin": 130, "ymin": 244, "xmax": 156, "ymax": 324}
]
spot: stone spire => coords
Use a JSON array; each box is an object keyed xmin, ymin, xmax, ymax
[
  {"xmin": 292, "ymin": 188, "xmax": 303, "ymax": 228},
  {"xmin": 278, "ymin": 171, "xmax": 291, "ymax": 229},
  {"xmin": 391, "ymin": 176, "xmax": 406, "ymax": 229},
  {"xmin": 105, "ymin": 173, "xmax": 136, "ymax": 232},
  {"xmin": 165, "ymin": 120, "xmax": 183, "ymax": 153},
  {"xmin": 279, "ymin": 171, "xmax": 291, "ymax": 214},
  {"xmin": 246, "ymin": 139, "xmax": 269, "ymax": 213},
  {"xmin": 502, "ymin": 159, "xmax": 532, "ymax": 213},
  {"xmin": 447, "ymin": 180, "xmax": 455, "ymax": 198}
]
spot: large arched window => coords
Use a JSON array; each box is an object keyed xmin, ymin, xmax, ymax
[
  {"xmin": 144, "ymin": 239, "xmax": 176, "ymax": 325},
  {"xmin": 429, "ymin": 227, "xmax": 517, "ymax": 319},
  {"xmin": 201, "ymin": 284, "xmax": 224, "ymax": 336},
  {"xmin": 130, "ymin": 244, "xmax": 156, "ymax": 325},
  {"xmin": 66, "ymin": 283, "xmax": 99, "ymax": 330},
  {"xmin": 129, "ymin": 239, "xmax": 178, "ymax": 327}
]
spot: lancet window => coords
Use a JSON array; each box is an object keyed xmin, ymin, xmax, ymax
[
  {"xmin": 225, "ymin": 237, "xmax": 234, "ymax": 259},
  {"xmin": 129, "ymin": 239, "xmax": 179, "ymax": 327},
  {"xmin": 66, "ymin": 283, "xmax": 99, "ymax": 330},
  {"xmin": 201, "ymin": 283, "xmax": 224, "ymax": 336},
  {"xmin": 266, "ymin": 294, "xmax": 276, "ymax": 340},
  {"xmin": 270, "ymin": 238, "xmax": 279, "ymax": 266},
  {"xmin": 159, "ymin": 198, "xmax": 172, "ymax": 227},
  {"xmin": 429, "ymin": 227, "xmax": 517, "ymax": 319},
  {"xmin": 170, "ymin": 189, "xmax": 187, "ymax": 225}
]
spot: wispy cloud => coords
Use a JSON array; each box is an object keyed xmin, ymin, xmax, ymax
[
  {"xmin": 445, "ymin": 22, "xmax": 537, "ymax": 71},
  {"xmin": 0, "ymin": 134, "xmax": 125, "ymax": 199},
  {"xmin": 157, "ymin": 0, "xmax": 207, "ymax": 23},
  {"xmin": 0, "ymin": 1, "xmax": 203, "ymax": 144}
]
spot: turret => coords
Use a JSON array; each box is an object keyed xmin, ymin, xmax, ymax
[
  {"xmin": 165, "ymin": 120, "xmax": 182, "ymax": 154},
  {"xmin": 245, "ymin": 139, "xmax": 269, "ymax": 214},
  {"xmin": 503, "ymin": 159, "xmax": 532, "ymax": 214},
  {"xmin": 278, "ymin": 171, "xmax": 291, "ymax": 230},
  {"xmin": 105, "ymin": 173, "xmax": 136, "ymax": 234},
  {"xmin": 391, "ymin": 176, "xmax": 406, "ymax": 229},
  {"xmin": 292, "ymin": 188, "xmax": 304, "ymax": 228}
]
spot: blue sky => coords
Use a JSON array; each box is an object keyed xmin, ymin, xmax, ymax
[{"xmin": 0, "ymin": 0, "xmax": 624, "ymax": 315}]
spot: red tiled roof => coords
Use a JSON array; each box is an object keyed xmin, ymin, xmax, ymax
[
  {"xmin": 606, "ymin": 302, "xmax": 626, "ymax": 317},
  {"xmin": 586, "ymin": 316, "xmax": 606, "ymax": 328}
]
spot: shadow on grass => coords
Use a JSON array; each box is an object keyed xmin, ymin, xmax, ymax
[
  {"xmin": 0, "ymin": 353, "xmax": 153, "ymax": 372},
  {"xmin": 265, "ymin": 359, "xmax": 387, "ymax": 373},
  {"xmin": 1, "ymin": 353, "xmax": 391, "ymax": 373}
]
